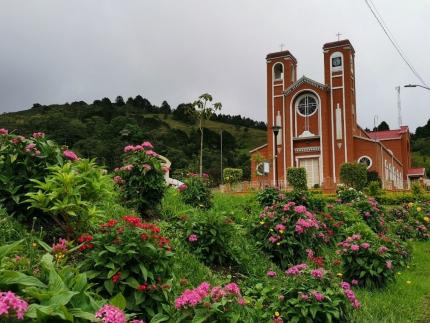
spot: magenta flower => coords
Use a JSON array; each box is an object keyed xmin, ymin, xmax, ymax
[
  {"xmin": 0, "ymin": 128, "xmax": 8, "ymax": 135},
  {"xmin": 124, "ymin": 145, "xmax": 134, "ymax": 153},
  {"xmin": 350, "ymin": 244, "xmax": 360, "ymax": 252},
  {"xmin": 51, "ymin": 238, "xmax": 68, "ymax": 254},
  {"xmin": 178, "ymin": 184, "xmax": 187, "ymax": 192},
  {"xmin": 224, "ymin": 283, "xmax": 241, "ymax": 296},
  {"xmin": 275, "ymin": 224, "xmax": 286, "ymax": 232},
  {"xmin": 351, "ymin": 234, "xmax": 361, "ymax": 241},
  {"xmin": 266, "ymin": 271, "xmax": 277, "ymax": 278},
  {"xmin": 32, "ymin": 132, "xmax": 45, "ymax": 139},
  {"xmin": 311, "ymin": 268, "xmax": 325, "ymax": 279},
  {"xmin": 145, "ymin": 150, "xmax": 158, "ymax": 157},
  {"xmin": 351, "ymin": 279, "xmax": 359, "ymax": 286},
  {"xmin": 0, "ymin": 291, "xmax": 29, "ymax": 320},
  {"xmin": 268, "ymin": 235, "xmax": 280, "ymax": 244},
  {"xmin": 385, "ymin": 260, "xmax": 393, "ymax": 269},
  {"xmin": 188, "ymin": 234, "xmax": 198, "ymax": 242},
  {"xmin": 25, "ymin": 143, "xmax": 36, "ymax": 152},
  {"xmin": 210, "ymin": 286, "xmax": 226, "ymax": 301},
  {"xmin": 360, "ymin": 242, "xmax": 371, "ymax": 249},
  {"xmin": 142, "ymin": 141, "xmax": 153, "ymax": 148},
  {"xmin": 95, "ymin": 304, "xmax": 126, "ymax": 323},
  {"xmin": 175, "ymin": 282, "xmax": 211, "ymax": 309},
  {"xmin": 63, "ymin": 150, "xmax": 79, "ymax": 161},
  {"xmin": 311, "ymin": 291, "xmax": 325, "ymax": 302},
  {"xmin": 378, "ymin": 246, "xmax": 389, "ymax": 254},
  {"xmin": 294, "ymin": 205, "xmax": 307, "ymax": 214},
  {"xmin": 113, "ymin": 176, "xmax": 124, "ymax": 185},
  {"xmin": 285, "ymin": 263, "xmax": 307, "ymax": 276}
]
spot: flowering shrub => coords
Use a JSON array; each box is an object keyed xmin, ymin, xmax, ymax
[
  {"xmin": 0, "ymin": 291, "xmax": 29, "ymax": 320},
  {"xmin": 254, "ymin": 202, "xmax": 325, "ymax": 267},
  {"xmin": 353, "ymin": 198, "xmax": 386, "ymax": 233},
  {"xmin": 406, "ymin": 203, "xmax": 430, "ymax": 240},
  {"xmin": 25, "ymin": 159, "xmax": 114, "ymax": 236},
  {"xmin": 336, "ymin": 234, "xmax": 398, "ymax": 288},
  {"xmin": 81, "ymin": 215, "xmax": 173, "ymax": 319},
  {"xmin": 174, "ymin": 282, "xmax": 246, "ymax": 322},
  {"xmin": 386, "ymin": 204, "xmax": 429, "ymax": 240},
  {"xmin": 286, "ymin": 167, "xmax": 308, "ymax": 192},
  {"xmin": 336, "ymin": 184, "xmax": 365, "ymax": 203},
  {"xmin": 268, "ymin": 265, "xmax": 358, "ymax": 322},
  {"xmin": 181, "ymin": 212, "xmax": 235, "ymax": 266},
  {"xmin": 0, "ymin": 130, "xmax": 70, "ymax": 221},
  {"xmin": 114, "ymin": 142, "xmax": 166, "ymax": 215},
  {"xmin": 179, "ymin": 174, "xmax": 212, "ymax": 209}
]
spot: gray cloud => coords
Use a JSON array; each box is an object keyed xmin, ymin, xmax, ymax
[{"xmin": 0, "ymin": 0, "xmax": 429, "ymax": 131}]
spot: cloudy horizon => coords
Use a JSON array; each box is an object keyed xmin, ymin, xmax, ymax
[{"xmin": 0, "ymin": 0, "xmax": 429, "ymax": 131}]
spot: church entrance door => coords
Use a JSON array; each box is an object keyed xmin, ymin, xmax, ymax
[{"xmin": 298, "ymin": 157, "xmax": 320, "ymax": 188}]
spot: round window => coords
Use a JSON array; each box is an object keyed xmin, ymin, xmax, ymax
[
  {"xmin": 296, "ymin": 94, "xmax": 318, "ymax": 116},
  {"xmin": 358, "ymin": 156, "xmax": 372, "ymax": 169}
]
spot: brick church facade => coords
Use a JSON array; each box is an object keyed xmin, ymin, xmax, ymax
[{"xmin": 250, "ymin": 39, "xmax": 423, "ymax": 191}]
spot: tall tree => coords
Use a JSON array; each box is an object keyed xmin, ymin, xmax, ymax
[{"xmin": 190, "ymin": 93, "xmax": 222, "ymax": 177}]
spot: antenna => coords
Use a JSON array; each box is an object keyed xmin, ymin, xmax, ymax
[
  {"xmin": 373, "ymin": 115, "xmax": 379, "ymax": 131},
  {"xmin": 395, "ymin": 86, "xmax": 402, "ymax": 127}
]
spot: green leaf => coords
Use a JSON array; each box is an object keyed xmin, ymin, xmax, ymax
[
  {"xmin": 0, "ymin": 239, "xmax": 23, "ymax": 259},
  {"xmin": 150, "ymin": 313, "xmax": 170, "ymax": 323},
  {"xmin": 110, "ymin": 292, "xmax": 127, "ymax": 310},
  {"xmin": 139, "ymin": 263, "xmax": 148, "ymax": 281},
  {"xmin": 0, "ymin": 270, "xmax": 46, "ymax": 288},
  {"xmin": 48, "ymin": 290, "xmax": 79, "ymax": 306}
]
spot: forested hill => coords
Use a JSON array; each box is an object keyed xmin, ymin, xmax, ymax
[
  {"xmin": 411, "ymin": 119, "xmax": 430, "ymax": 174},
  {"xmin": 0, "ymin": 96, "xmax": 267, "ymax": 183}
]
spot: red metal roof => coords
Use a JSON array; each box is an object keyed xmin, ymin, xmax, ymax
[
  {"xmin": 366, "ymin": 127, "xmax": 408, "ymax": 140},
  {"xmin": 408, "ymin": 168, "xmax": 426, "ymax": 176}
]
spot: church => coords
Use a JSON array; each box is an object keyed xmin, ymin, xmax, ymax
[{"xmin": 250, "ymin": 39, "xmax": 424, "ymax": 191}]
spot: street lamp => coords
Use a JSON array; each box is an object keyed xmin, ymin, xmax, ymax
[
  {"xmin": 272, "ymin": 113, "xmax": 282, "ymax": 188},
  {"xmin": 404, "ymin": 84, "xmax": 430, "ymax": 91}
]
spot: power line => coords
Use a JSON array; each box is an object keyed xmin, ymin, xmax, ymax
[{"xmin": 364, "ymin": 0, "xmax": 429, "ymax": 87}]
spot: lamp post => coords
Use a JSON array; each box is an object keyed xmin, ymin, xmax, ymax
[
  {"xmin": 404, "ymin": 84, "xmax": 430, "ymax": 91},
  {"xmin": 272, "ymin": 124, "xmax": 281, "ymax": 188}
]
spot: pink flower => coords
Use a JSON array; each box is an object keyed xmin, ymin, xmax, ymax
[
  {"xmin": 266, "ymin": 271, "xmax": 277, "ymax": 277},
  {"xmin": 124, "ymin": 145, "xmax": 134, "ymax": 153},
  {"xmin": 294, "ymin": 205, "xmax": 307, "ymax": 214},
  {"xmin": 0, "ymin": 128, "xmax": 8, "ymax": 135},
  {"xmin": 178, "ymin": 184, "xmax": 187, "ymax": 192},
  {"xmin": 351, "ymin": 234, "xmax": 361, "ymax": 241},
  {"xmin": 63, "ymin": 150, "xmax": 79, "ymax": 161},
  {"xmin": 385, "ymin": 260, "xmax": 393, "ymax": 269},
  {"xmin": 268, "ymin": 235, "xmax": 280, "ymax": 244},
  {"xmin": 283, "ymin": 201, "xmax": 295, "ymax": 211},
  {"xmin": 142, "ymin": 141, "xmax": 153, "ymax": 148},
  {"xmin": 210, "ymin": 286, "xmax": 226, "ymax": 301},
  {"xmin": 0, "ymin": 291, "xmax": 29, "ymax": 320},
  {"xmin": 237, "ymin": 297, "xmax": 246, "ymax": 305},
  {"xmin": 25, "ymin": 143, "xmax": 36, "ymax": 152},
  {"xmin": 113, "ymin": 176, "xmax": 124, "ymax": 185},
  {"xmin": 360, "ymin": 242, "xmax": 371, "ymax": 249},
  {"xmin": 311, "ymin": 268, "xmax": 325, "ymax": 279},
  {"xmin": 32, "ymin": 132, "xmax": 45, "ymax": 139},
  {"xmin": 306, "ymin": 248, "xmax": 315, "ymax": 259},
  {"xmin": 350, "ymin": 244, "xmax": 360, "ymax": 252},
  {"xmin": 378, "ymin": 246, "xmax": 389, "ymax": 254},
  {"xmin": 95, "ymin": 304, "xmax": 126, "ymax": 323},
  {"xmin": 275, "ymin": 224, "xmax": 286, "ymax": 232},
  {"xmin": 175, "ymin": 282, "xmax": 211, "ymax": 309},
  {"xmin": 340, "ymin": 281, "xmax": 351, "ymax": 290},
  {"xmin": 298, "ymin": 292, "xmax": 309, "ymax": 301},
  {"xmin": 52, "ymin": 238, "xmax": 68, "ymax": 254},
  {"xmin": 188, "ymin": 234, "xmax": 198, "ymax": 242},
  {"xmin": 145, "ymin": 150, "xmax": 158, "ymax": 157},
  {"xmin": 311, "ymin": 291, "xmax": 325, "ymax": 302},
  {"xmin": 285, "ymin": 263, "xmax": 307, "ymax": 276},
  {"xmin": 351, "ymin": 279, "xmax": 359, "ymax": 286},
  {"xmin": 121, "ymin": 164, "xmax": 133, "ymax": 172},
  {"xmin": 224, "ymin": 283, "xmax": 241, "ymax": 296},
  {"xmin": 11, "ymin": 136, "xmax": 24, "ymax": 144},
  {"xmin": 142, "ymin": 164, "xmax": 152, "ymax": 171}
]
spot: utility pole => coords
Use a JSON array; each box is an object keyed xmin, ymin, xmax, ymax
[
  {"xmin": 220, "ymin": 130, "xmax": 223, "ymax": 185},
  {"xmin": 395, "ymin": 86, "xmax": 402, "ymax": 127}
]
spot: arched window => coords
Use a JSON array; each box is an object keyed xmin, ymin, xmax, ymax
[
  {"xmin": 295, "ymin": 94, "xmax": 318, "ymax": 117},
  {"xmin": 274, "ymin": 63, "xmax": 283, "ymax": 80},
  {"xmin": 331, "ymin": 52, "xmax": 343, "ymax": 72},
  {"xmin": 358, "ymin": 156, "xmax": 372, "ymax": 169}
]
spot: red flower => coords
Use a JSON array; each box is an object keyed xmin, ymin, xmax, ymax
[
  {"xmin": 101, "ymin": 219, "xmax": 118, "ymax": 228},
  {"xmin": 140, "ymin": 233, "xmax": 149, "ymax": 241},
  {"xmin": 137, "ymin": 283, "xmax": 148, "ymax": 292},
  {"xmin": 112, "ymin": 272, "xmax": 121, "ymax": 284},
  {"xmin": 122, "ymin": 215, "xmax": 142, "ymax": 226},
  {"xmin": 78, "ymin": 233, "xmax": 93, "ymax": 243}
]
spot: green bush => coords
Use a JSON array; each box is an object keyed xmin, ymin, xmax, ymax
[
  {"xmin": 411, "ymin": 182, "xmax": 424, "ymax": 201},
  {"xmin": 353, "ymin": 198, "xmax": 385, "ymax": 233},
  {"xmin": 340, "ymin": 163, "xmax": 367, "ymax": 191},
  {"xmin": 256, "ymin": 187, "xmax": 281, "ymax": 207},
  {"xmin": 336, "ymin": 184, "xmax": 365, "ymax": 203},
  {"xmin": 25, "ymin": 160, "xmax": 114, "ymax": 236},
  {"xmin": 181, "ymin": 211, "xmax": 236, "ymax": 266},
  {"xmin": 223, "ymin": 168, "xmax": 243, "ymax": 184},
  {"xmin": 0, "ymin": 131, "xmax": 68, "ymax": 221},
  {"xmin": 81, "ymin": 215, "xmax": 173, "ymax": 319},
  {"xmin": 114, "ymin": 142, "xmax": 167, "ymax": 215},
  {"xmin": 287, "ymin": 167, "xmax": 308, "ymax": 191},
  {"xmin": 367, "ymin": 181, "xmax": 382, "ymax": 198},
  {"xmin": 179, "ymin": 174, "xmax": 212, "ymax": 209}
]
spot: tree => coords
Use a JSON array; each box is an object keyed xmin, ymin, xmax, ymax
[
  {"xmin": 340, "ymin": 163, "xmax": 367, "ymax": 191},
  {"xmin": 115, "ymin": 96, "xmax": 125, "ymax": 106},
  {"xmin": 160, "ymin": 101, "xmax": 171, "ymax": 114},
  {"xmin": 189, "ymin": 93, "xmax": 222, "ymax": 177},
  {"xmin": 373, "ymin": 121, "xmax": 390, "ymax": 132}
]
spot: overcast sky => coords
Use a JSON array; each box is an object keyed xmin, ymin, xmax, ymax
[{"xmin": 0, "ymin": 0, "xmax": 429, "ymax": 131}]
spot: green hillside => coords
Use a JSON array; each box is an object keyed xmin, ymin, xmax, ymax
[{"xmin": 0, "ymin": 97, "xmax": 267, "ymax": 183}]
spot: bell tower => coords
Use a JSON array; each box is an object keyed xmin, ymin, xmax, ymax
[
  {"xmin": 266, "ymin": 49, "xmax": 297, "ymax": 184},
  {"xmin": 323, "ymin": 39, "xmax": 356, "ymax": 182}
]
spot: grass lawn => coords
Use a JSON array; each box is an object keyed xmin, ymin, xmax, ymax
[{"xmin": 351, "ymin": 241, "xmax": 430, "ymax": 323}]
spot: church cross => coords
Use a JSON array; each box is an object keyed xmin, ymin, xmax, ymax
[
  {"xmin": 336, "ymin": 33, "xmax": 342, "ymax": 41},
  {"xmin": 279, "ymin": 43, "xmax": 285, "ymax": 52}
]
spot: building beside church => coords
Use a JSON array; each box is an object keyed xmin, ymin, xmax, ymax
[{"xmin": 250, "ymin": 39, "xmax": 424, "ymax": 191}]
